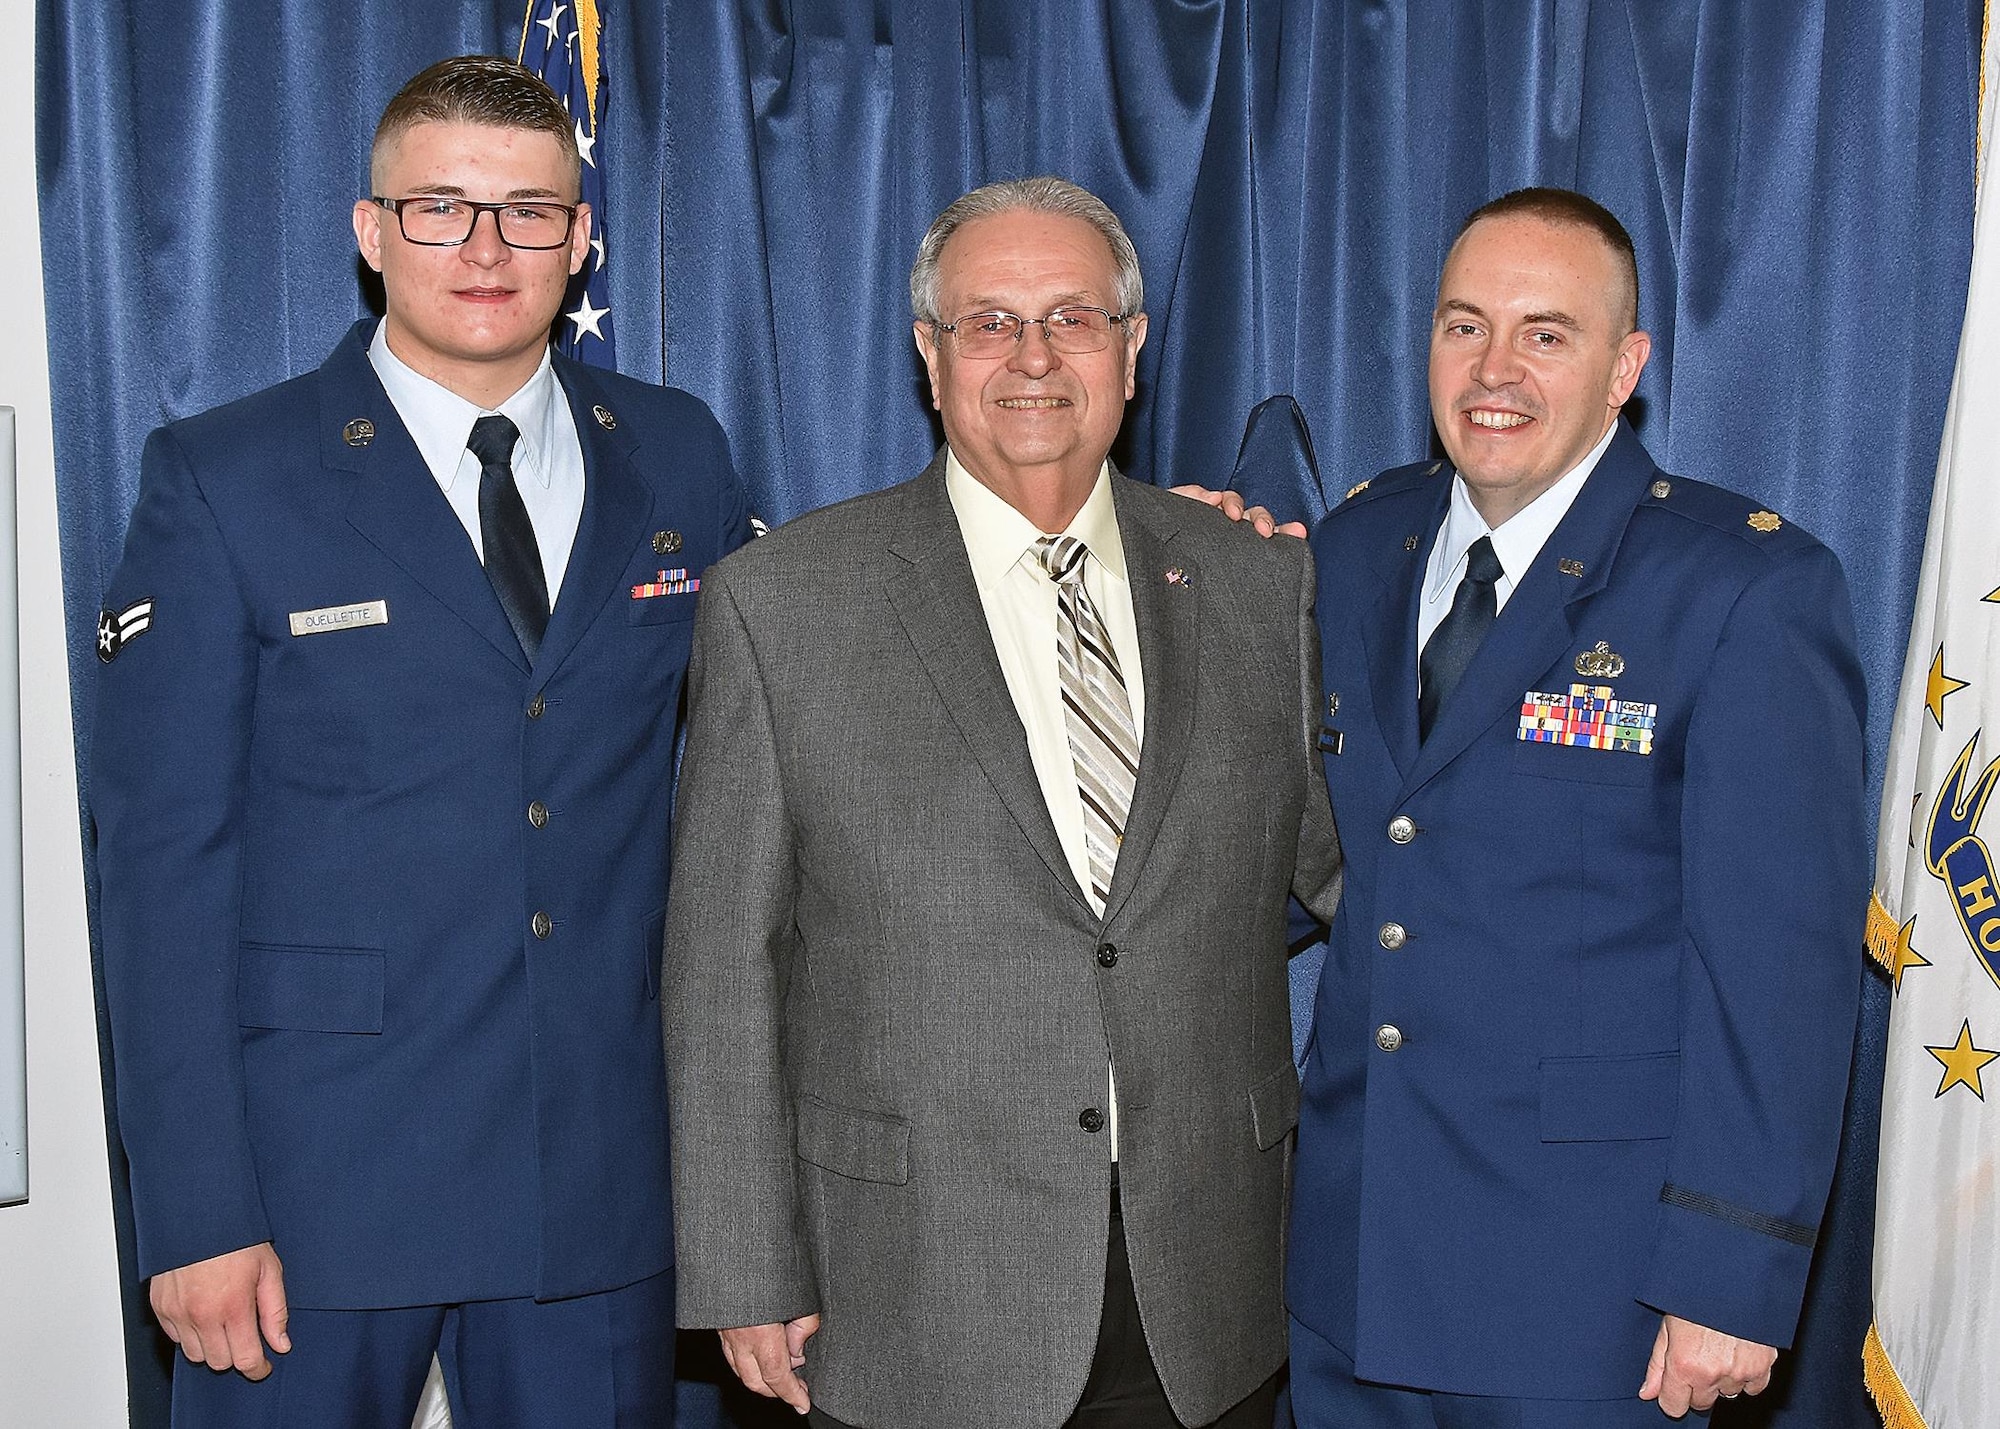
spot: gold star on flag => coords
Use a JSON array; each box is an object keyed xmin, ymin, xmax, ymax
[
  {"xmin": 1887, "ymin": 916, "xmax": 1930, "ymax": 993},
  {"xmin": 1926, "ymin": 1020, "xmax": 1999, "ymax": 1099},
  {"xmin": 1926, "ymin": 645, "xmax": 1969, "ymax": 728}
]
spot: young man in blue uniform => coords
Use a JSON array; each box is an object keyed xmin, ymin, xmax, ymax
[
  {"xmin": 92, "ymin": 55, "xmax": 748, "ymax": 1424},
  {"xmin": 1287, "ymin": 189, "xmax": 1867, "ymax": 1424}
]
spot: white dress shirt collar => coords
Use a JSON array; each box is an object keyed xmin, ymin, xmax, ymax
[
  {"xmin": 367, "ymin": 322, "xmax": 562, "ymax": 492},
  {"xmin": 1425, "ymin": 418, "xmax": 1620, "ymax": 610},
  {"xmin": 943, "ymin": 451, "xmax": 1127, "ymax": 589}
]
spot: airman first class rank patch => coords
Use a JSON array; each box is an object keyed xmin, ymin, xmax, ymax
[
  {"xmin": 97, "ymin": 599, "xmax": 154, "ymax": 663},
  {"xmin": 632, "ymin": 569, "xmax": 699, "ymax": 599},
  {"xmin": 1519, "ymin": 683, "xmax": 1657, "ymax": 754}
]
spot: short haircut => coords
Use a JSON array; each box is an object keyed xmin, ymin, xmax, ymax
[
  {"xmin": 371, "ymin": 55, "xmax": 580, "ymax": 194},
  {"xmin": 910, "ymin": 176, "xmax": 1144, "ymax": 324},
  {"xmin": 1455, "ymin": 187, "xmax": 1641, "ymax": 332}
]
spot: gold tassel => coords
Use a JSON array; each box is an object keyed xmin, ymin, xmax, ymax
[{"xmin": 577, "ymin": 0, "xmax": 603, "ymax": 132}]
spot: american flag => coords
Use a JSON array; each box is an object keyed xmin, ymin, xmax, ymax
[{"xmin": 519, "ymin": 0, "xmax": 614, "ymax": 367}]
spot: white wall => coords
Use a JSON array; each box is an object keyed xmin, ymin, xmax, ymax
[{"xmin": 0, "ymin": 0, "xmax": 131, "ymax": 1420}]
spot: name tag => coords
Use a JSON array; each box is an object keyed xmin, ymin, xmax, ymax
[{"xmin": 289, "ymin": 600, "xmax": 389, "ymax": 637}]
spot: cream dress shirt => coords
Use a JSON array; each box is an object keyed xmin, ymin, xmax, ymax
[{"xmin": 945, "ymin": 451, "xmax": 1145, "ymax": 1156}]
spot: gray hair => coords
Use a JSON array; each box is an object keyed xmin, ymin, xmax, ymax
[{"xmin": 909, "ymin": 176, "xmax": 1144, "ymax": 324}]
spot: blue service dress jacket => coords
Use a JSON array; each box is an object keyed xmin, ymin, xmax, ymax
[
  {"xmin": 91, "ymin": 320, "xmax": 749, "ymax": 1309},
  {"xmin": 1287, "ymin": 423, "xmax": 1868, "ymax": 1398}
]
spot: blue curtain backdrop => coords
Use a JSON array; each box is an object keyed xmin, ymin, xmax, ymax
[{"xmin": 35, "ymin": 2, "xmax": 1979, "ymax": 1426}]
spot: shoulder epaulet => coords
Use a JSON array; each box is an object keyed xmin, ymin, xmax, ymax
[
  {"xmin": 1334, "ymin": 458, "xmax": 1444, "ymax": 510},
  {"xmin": 1641, "ymin": 472, "xmax": 1818, "ymax": 552}
]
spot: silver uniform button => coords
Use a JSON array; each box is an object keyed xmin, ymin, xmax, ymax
[
  {"xmin": 1387, "ymin": 815, "xmax": 1416, "ymax": 844},
  {"xmin": 1375, "ymin": 1024, "xmax": 1404, "ymax": 1052},
  {"xmin": 528, "ymin": 800, "xmax": 549, "ymax": 829},
  {"xmin": 531, "ymin": 911, "xmax": 553, "ymax": 940},
  {"xmin": 1378, "ymin": 922, "xmax": 1407, "ymax": 950}
]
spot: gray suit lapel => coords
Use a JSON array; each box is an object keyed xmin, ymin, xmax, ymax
[
  {"xmin": 884, "ymin": 458, "xmax": 1091, "ymax": 914},
  {"xmin": 1100, "ymin": 479, "xmax": 1196, "ymax": 926}
]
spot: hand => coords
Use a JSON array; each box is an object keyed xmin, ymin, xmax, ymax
[
  {"xmin": 1168, "ymin": 484, "xmax": 1307, "ymax": 539},
  {"xmin": 1639, "ymin": 1314, "xmax": 1776, "ymax": 1417},
  {"xmin": 720, "ymin": 1314, "xmax": 821, "ymax": 1413},
  {"xmin": 150, "ymin": 1242, "xmax": 290, "ymax": 1381}
]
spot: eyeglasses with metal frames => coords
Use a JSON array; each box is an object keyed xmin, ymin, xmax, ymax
[
  {"xmin": 371, "ymin": 195, "xmax": 579, "ymax": 251},
  {"xmin": 933, "ymin": 306, "xmax": 1130, "ymax": 359}
]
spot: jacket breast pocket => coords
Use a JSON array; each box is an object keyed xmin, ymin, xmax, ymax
[
  {"xmin": 626, "ymin": 593, "xmax": 699, "ymax": 626},
  {"xmin": 1511, "ymin": 736, "xmax": 1661, "ymax": 788},
  {"xmin": 237, "ymin": 942, "xmax": 385, "ymax": 1034},
  {"xmin": 1539, "ymin": 1051, "xmax": 1679, "ymax": 1142},
  {"xmin": 795, "ymin": 1095, "xmax": 911, "ymax": 1185}
]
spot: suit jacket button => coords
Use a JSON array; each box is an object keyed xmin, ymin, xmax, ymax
[
  {"xmin": 1375, "ymin": 1024, "xmax": 1404, "ymax": 1053},
  {"xmin": 527, "ymin": 800, "xmax": 549, "ymax": 829},
  {"xmin": 526, "ymin": 692, "xmax": 546, "ymax": 720},
  {"xmin": 1095, "ymin": 943, "xmax": 1119, "ymax": 968},
  {"xmin": 1387, "ymin": 815, "xmax": 1417, "ymax": 844},
  {"xmin": 1378, "ymin": 922, "xmax": 1407, "ymax": 950},
  {"xmin": 531, "ymin": 911, "xmax": 553, "ymax": 940},
  {"xmin": 1079, "ymin": 1107, "xmax": 1105, "ymax": 1133}
]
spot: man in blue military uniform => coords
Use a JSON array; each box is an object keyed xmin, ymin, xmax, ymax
[
  {"xmin": 91, "ymin": 55, "xmax": 747, "ymax": 1424},
  {"xmin": 1287, "ymin": 188, "xmax": 1867, "ymax": 1424}
]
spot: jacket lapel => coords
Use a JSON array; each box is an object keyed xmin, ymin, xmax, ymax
[
  {"xmin": 531, "ymin": 359, "xmax": 653, "ymax": 681},
  {"xmin": 1357, "ymin": 477, "xmax": 1451, "ymax": 782},
  {"xmin": 1099, "ymin": 478, "xmax": 1196, "ymax": 926},
  {"xmin": 1402, "ymin": 424, "xmax": 1655, "ymax": 796},
  {"xmin": 327, "ymin": 324, "xmax": 529, "ymax": 672},
  {"xmin": 884, "ymin": 458, "xmax": 1090, "ymax": 913}
]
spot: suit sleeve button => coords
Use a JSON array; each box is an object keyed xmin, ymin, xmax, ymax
[
  {"xmin": 1378, "ymin": 922, "xmax": 1407, "ymax": 950},
  {"xmin": 1095, "ymin": 943, "xmax": 1119, "ymax": 968},
  {"xmin": 1387, "ymin": 815, "xmax": 1417, "ymax": 844},
  {"xmin": 531, "ymin": 911, "xmax": 553, "ymax": 940},
  {"xmin": 1375, "ymin": 1024, "xmax": 1404, "ymax": 1052},
  {"xmin": 1079, "ymin": 1108, "xmax": 1105, "ymax": 1133}
]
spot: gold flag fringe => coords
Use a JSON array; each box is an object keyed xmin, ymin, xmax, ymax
[
  {"xmin": 1864, "ymin": 1323, "xmax": 1930, "ymax": 1429},
  {"xmin": 1866, "ymin": 891, "xmax": 1903, "ymax": 974}
]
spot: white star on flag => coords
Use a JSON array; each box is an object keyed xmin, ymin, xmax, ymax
[
  {"xmin": 590, "ymin": 234, "xmax": 607, "ymax": 271},
  {"xmin": 537, "ymin": 3, "xmax": 567, "ymax": 46},
  {"xmin": 575, "ymin": 119, "xmax": 596, "ymax": 168},
  {"xmin": 566, "ymin": 293, "xmax": 610, "ymax": 343}
]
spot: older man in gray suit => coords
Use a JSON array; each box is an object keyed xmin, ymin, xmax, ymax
[{"xmin": 664, "ymin": 177, "xmax": 1342, "ymax": 1429}]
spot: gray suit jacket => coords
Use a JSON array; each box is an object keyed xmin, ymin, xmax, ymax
[{"xmin": 665, "ymin": 457, "xmax": 1342, "ymax": 1429}]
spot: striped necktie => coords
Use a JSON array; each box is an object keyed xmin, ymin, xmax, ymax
[{"xmin": 1036, "ymin": 535, "xmax": 1141, "ymax": 911}]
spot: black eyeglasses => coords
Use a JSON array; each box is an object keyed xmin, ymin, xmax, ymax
[
  {"xmin": 371, "ymin": 196, "xmax": 578, "ymax": 251},
  {"xmin": 933, "ymin": 306, "xmax": 1131, "ymax": 359}
]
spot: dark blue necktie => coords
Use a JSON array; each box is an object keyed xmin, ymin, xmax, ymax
[
  {"xmin": 1418, "ymin": 535, "xmax": 1502, "ymax": 742},
  {"xmin": 467, "ymin": 414, "xmax": 549, "ymax": 661}
]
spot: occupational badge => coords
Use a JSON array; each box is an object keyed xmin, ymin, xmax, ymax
[{"xmin": 1573, "ymin": 641, "xmax": 1626, "ymax": 678}]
